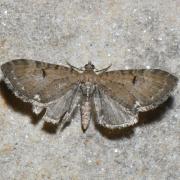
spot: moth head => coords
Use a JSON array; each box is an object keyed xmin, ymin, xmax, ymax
[{"xmin": 84, "ymin": 61, "xmax": 95, "ymax": 71}]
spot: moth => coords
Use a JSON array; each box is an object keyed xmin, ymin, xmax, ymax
[{"xmin": 1, "ymin": 59, "xmax": 178, "ymax": 131}]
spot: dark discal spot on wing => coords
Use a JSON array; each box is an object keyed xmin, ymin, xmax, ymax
[
  {"xmin": 41, "ymin": 69, "xmax": 46, "ymax": 78},
  {"xmin": 132, "ymin": 76, "xmax": 137, "ymax": 85}
]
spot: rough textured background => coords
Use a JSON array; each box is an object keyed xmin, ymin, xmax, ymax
[{"xmin": 0, "ymin": 0, "xmax": 179, "ymax": 179}]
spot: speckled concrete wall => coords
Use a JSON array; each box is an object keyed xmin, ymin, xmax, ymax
[{"xmin": 0, "ymin": 0, "xmax": 179, "ymax": 180}]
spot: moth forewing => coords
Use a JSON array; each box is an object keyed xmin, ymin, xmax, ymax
[{"xmin": 98, "ymin": 69, "xmax": 178, "ymax": 112}]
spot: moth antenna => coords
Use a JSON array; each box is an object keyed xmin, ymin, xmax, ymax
[
  {"xmin": 66, "ymin": 61, "xmax": 84, "ymax": 71},
  {"xmin": 95, "ymin": 64, "xmax": 112, "ymax": 73}
]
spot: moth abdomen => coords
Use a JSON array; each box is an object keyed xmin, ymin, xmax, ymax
[{"xmin": 80, "ymin": 100, "xmax": 91, "ymax": 131}]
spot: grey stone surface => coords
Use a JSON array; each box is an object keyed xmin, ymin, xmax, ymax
[{"xmin": 0, "ymin": 0, "xmax": 179, "ymax": 179}]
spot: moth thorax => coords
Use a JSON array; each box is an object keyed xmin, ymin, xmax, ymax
[
  {"xmin": 81, "ymin": 100, "xmax": 91, "ymax": 131},
  {"xmin": 80, "ymin": 82, "xmax": 95, "ymax": 97}
]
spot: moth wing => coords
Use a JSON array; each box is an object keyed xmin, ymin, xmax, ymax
[
  {"xmin": 98, "ymin": 69, "xmax": 178, "ymax": 112},
  {"xmin": 1, "ymin": 59, "xmax": 80, "ymax": 106},
  {"xmin": 44, "ymin": 85, "xmax": 82, "ymax": 124},
  {"xmin": 93, "ymin": 87, "xmax": 138, "ymax": 129}
]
